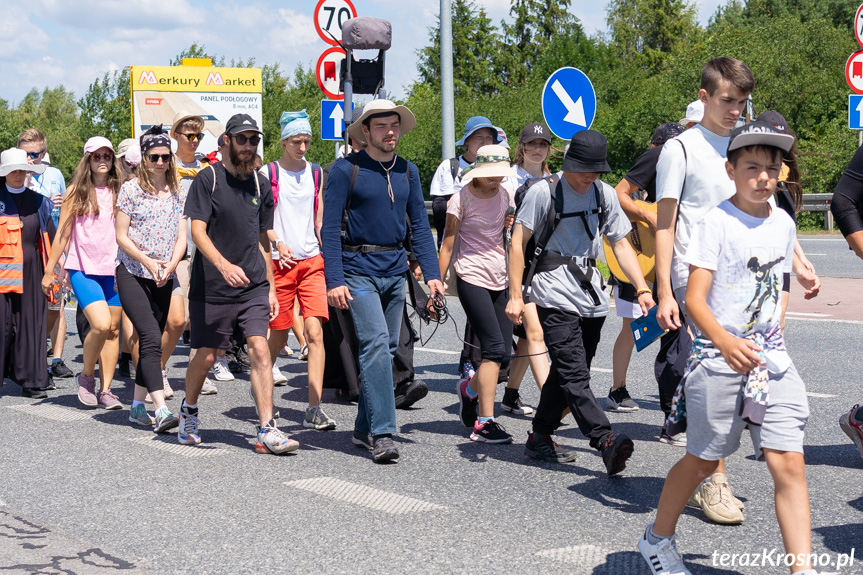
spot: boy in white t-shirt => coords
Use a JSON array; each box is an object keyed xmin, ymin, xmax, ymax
[
  {"xmin": 261, "ymin": 110, "xmax": 334, "ymax": 432},
  {"xmin": 639, "ymin": 123, "xmax": 830, "ymax": 575}
]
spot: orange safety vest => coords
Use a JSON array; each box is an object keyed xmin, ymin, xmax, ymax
[{"xmin": 0, "ymin": 213, "xmax": 24, "ymax": 294}]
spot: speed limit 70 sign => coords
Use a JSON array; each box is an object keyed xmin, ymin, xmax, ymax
[{"xmin": 314, "ymin": 0, "xmax": 357, "ymax": 45}]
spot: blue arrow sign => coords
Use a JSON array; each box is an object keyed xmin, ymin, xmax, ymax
[
  {"xmin": 320, "ymin": 100, "xmax": 354, "ymax": 141},
  {"xmin": 850, "ymin": 95, "xmax": 863, "ymax": 130},
  {"xmin": 541, "ymin": 67, "xmax": 596, "ymax": 140}
]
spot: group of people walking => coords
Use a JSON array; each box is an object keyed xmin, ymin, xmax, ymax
[{"xmin": 2, "ymin": 55, "xmax": 862, "ymax": 575}]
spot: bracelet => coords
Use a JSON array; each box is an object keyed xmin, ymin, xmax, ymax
[{"xmin": 636, "ymin": 289, "xmax": 652, "ymax": 296}]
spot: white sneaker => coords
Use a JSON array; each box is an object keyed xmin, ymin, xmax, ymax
[
  {"xmin": 272, "ymin": 364, "xmax": 288, "ymax": 386},
  {"xmin": 200, "ymin": 377, "xmax": 218, "ymax": 395},
  {"xmin": 298, "ymin": 344, "xmax": 309, "ymax": 361},
  {"xmin": 212, "ymin": 357, "xmax": 234, "ymax": 382},
  {"xmin": 280, "ymin": 345, "xmax": 293, "ymax": 357},
  {"xmin": 638, "ymin": 523, "xmax": 691, "ymax": 575},
  {"xmin": 162, "ymin": 370, "xmax": 174, "ymax": 399}
]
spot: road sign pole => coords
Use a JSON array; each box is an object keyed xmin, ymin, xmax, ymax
[{"xmin": 440, "ymin": 0, "xmax": 455, "ymax": 160}]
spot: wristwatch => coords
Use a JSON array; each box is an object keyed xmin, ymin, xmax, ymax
[{"xmin": 271, "ymin": 239, "xmax": 281, "ymax": 251}]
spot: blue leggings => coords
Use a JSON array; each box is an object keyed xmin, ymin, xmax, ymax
[{"xmin": 68, "ymin": 270, "xmax": 121, "ymax": 309}]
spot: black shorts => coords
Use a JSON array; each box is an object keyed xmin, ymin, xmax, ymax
[{"xmin": 189, "ymin": 295, "xmax": 270, "ymax": 350}]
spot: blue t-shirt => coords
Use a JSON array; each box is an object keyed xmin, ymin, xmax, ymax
[
  {"xmin": 321, "ymin": 151, "xmax": 440, "ymax": 289},
  {"xmin": 29, "ymin": 165, "xmax": 66, "ymax": 200}
]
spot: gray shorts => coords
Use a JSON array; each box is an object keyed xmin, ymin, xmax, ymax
[{"xmin": 685, "ymin": 362, "xmax": 809, "ymax": 461}]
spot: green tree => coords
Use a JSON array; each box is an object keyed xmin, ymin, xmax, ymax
[
  {"xmin": 78, "ymin": 68, "xmax": 132, "ymax": 146},
  {"xmin": 416, "ymin": 0, "xmax": 506, "ymax": 96},
  {"xmin": 499, "ymin": 0, "xmax": 580, "ymax": 84},
  {"xmin": 606, "ymin": 0, "xmax": 699, "ymax": 69}
]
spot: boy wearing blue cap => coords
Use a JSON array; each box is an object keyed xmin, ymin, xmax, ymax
[
  {"xmin": 260, "ymin": 110, "xmax": 333, "ymax": 431},
  {"xmin": 638, "ymin": 122, "xmax": 828, "ymax": 575}
]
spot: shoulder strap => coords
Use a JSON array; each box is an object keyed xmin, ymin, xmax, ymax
[
  {"xmin": 449, "ymin": 157, "xmax": 460, "ymax": 182},
  {"xmin": 267, "ymin": 161, "xmax": 280, "ymax": 206},
  {"xmin": 311, "ymin": 162, "xmax": 322, "ymax": 219},
  {"xmin": 401, "ymin": 157, "xmax": 411, "ymax": 187},
  {"xmin": 343, "ymin": 154, "xmax": 361, "ymax": 238},
  {"xmin": 209, "ymin": 164, "xmax": 217, "ymax": 195},
  {"xmin": 522, "ymin": 175, "xmax": 561, "ymax": 289}
]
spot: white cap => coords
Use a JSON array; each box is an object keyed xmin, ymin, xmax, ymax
[{"xmin": 679, "ymin": 100, "xmax": 704, "ymax": 126}]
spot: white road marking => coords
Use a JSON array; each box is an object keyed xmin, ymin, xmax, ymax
[
  {"xmin": 128, "ymin": 436, "xmax": 224, "ymax": 457},
  {"xmin": 6, "ymin": 404, "xmax": 92, "ymax": 422},
  {"xmin": 536, "ymin": 544, "xmax": 643, "ymax": 573},
  {"xmin": 285, "ymin": 477, "xmax": 446, "ymax": 515},
  {"xmin": 806, "ymin": 392, "xmax": 838, "ymax": 398},
  {"xmin": 786, "ymin": 316, "xmax": 863, "ymax": 325},
  {"xmin": 786, "ymin": 312, "xmax": 833, "ymax": 317}
]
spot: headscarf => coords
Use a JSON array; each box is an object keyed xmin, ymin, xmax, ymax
[{"xmin": 280, "ymin": 110, "xmax": 312, "ymax": 141}]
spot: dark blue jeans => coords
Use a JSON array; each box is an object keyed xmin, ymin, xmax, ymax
[{"xmin": 344, "ymin": 273, "xmax": 405, "ymax": 437}]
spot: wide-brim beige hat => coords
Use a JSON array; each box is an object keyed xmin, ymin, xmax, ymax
[
  {"xmin": 459, "ymin": 144, "xmax": 516, "ymax": 184},
  {"xmin": 0, "ymin": 148, "xmax": 46, "ymax": 177},
  {"xmin": 171, "ymin": 111, "xmax": 204, "ymax": 136},
  {"xmin": 346, "ymin": 99, "xmax": 416, "ymax": 144}
]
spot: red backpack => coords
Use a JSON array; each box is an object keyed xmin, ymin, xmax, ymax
[{"xmin": 267, "ymin": 161, "xmax": 323, "ymax": 221}]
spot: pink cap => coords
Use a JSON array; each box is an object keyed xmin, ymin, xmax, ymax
[{"xmin": 83, "ymin": 136, "xmax": 114, "ymax": 155}]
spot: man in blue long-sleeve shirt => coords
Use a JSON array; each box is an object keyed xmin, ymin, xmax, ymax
[{"xmin": 322, "ymin": 99, "xmax": 443, "ymax": 463}]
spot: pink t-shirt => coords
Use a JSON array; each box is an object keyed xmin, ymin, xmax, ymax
[
  {"xmin": 447, "ymin": 184, "xmax": 514, "ymax": 290},
  {"xmin": 64, "ymin": 186, "xmax": 118, "ymax": 276}
]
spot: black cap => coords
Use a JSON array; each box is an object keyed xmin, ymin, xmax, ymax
[
  {"xmin": 650, "ymin": 122, "xmax": 685, "ymax": 147},
  {"xmin": 562, "ymin": 130, "xmax": 611, "ymax": 173},
  {"xmin": 225, "ymin": 113, "xmax": 263, "ymax": 136},
  {"xmin": 755, "ymin": 110, "xmax": 788, "ymax": 133},
  {"xmin": 520, "ymin": 123, "xmax": 551, "ymax": 144},
  {"xmin": 727, "ymin": 121, "xmax": 794, "ymax": 154}
]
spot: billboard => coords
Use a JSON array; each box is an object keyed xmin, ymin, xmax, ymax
[{"xmin": 130, "ymin": 65, "xmax": 263, "ymax": 156}]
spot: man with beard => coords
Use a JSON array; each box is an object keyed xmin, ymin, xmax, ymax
[
  {"xmin": 178, "ymin": 114, "xmax": 298, "ymax": 455},
  {"xmin": 322, "ymin": 100, "xmax": 443, "ymax": 463}
]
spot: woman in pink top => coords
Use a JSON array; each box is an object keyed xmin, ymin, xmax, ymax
[
  {"xmin": 41, "ymin": 137, "xmax": 123, "ymax": 410},
  {"xmin": 439, "ymin": 145, "xmax": 516, "ymax": 445}
]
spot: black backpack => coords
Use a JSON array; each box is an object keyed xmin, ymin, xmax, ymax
[{"xmin": 517, "ymin": 175, "xmax": 608, "ymax": 305}]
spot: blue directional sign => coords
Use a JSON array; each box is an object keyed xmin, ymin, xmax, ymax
[
  {"xmin": 320, "ymin": 100, "xmax": 354, "ymax": 141},
  {"xmin": 850, "ymin": 95, "xmax": 863, "ymax": 130},
  {"xmin": 541, "ymin": 67, "xmax": 597, "ymax": 140}
]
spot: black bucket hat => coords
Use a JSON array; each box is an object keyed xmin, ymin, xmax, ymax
[{"xmin": 562, "ymin": 130, "xmax": 611, "ymax": 173}]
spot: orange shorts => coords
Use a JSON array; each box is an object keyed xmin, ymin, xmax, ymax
[{"xmin": 270, "ymin": 253, "xmax": 329, "ymax": 330}]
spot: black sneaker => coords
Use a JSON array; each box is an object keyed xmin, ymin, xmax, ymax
[
  {"xmin": 40, "ymin": 371, "xmax": 57, "ymax": 391},
  {"xmin": 599, "ymin": 431, "xmax": 634, "ymax": 476},
  {"xmin": 351, "ymin": 430, "xmax": 373, "ymax": 450},
  {"xmin": 234, "ymin": 345, "xmax": 251, "ymax": 367},
  {"xmin": 372, "ymin": 436, "xmax": 400, "ymax": 463},
  {"xmin": 22, "ymin": 387, "xmax": 48, "ymax": 399},
  {"xmin": 394, "ymin": 380, "xmax": 428, "ymax": 409},
  {"xmin": 524, "ymin": 432, "xmax": 578, "ymax": 463},
  {"xmin": 182, "ymin": 330, "xmax": 190, "ymax": 345},
  {"xmin": 501, "ymin": 388, "xmax": 534, "ymax": 416},
  {"xmin": 659, "ymin": 421, "xmax": 687, "ymax": 447},
  {"xmin": 456, "ymin": 378, "xmax": 478, "ymax": 428},
  {"xmin": 470, "ymin": 419, "xmax": 513, "ymax": 444},
  {"xmin": 607, "ymin": 386, "xmax": 640, "ymax": 412},
  {"xmin": 50, "ymin": 359, "xmax": 74, "ymax": 378}
]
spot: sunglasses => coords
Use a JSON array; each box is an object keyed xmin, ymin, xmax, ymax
[
  {"xmin": 90, "ymin": 152, "xmax": 114, "ymax": 162},
  {"xmin": 26, "ymin": 150, "xmax": 45, "ymax": 159},
  {"xmin": 146, "ymin": 153, "xmax": 172, "ymax": 163},
  {"xmin": 181, "ymin": 133, "xmax": 205, "ymax": 142},
  {"xmin": 232, "ymin": 134, "xmax": 261, "ymax": 146}
]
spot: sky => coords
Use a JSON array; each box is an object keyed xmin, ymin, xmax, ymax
[{"xmin": 0, "ymin": 0, "xmax": 728, "ymax": 105}]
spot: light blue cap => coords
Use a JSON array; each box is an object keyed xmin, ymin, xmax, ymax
[{"xmin": 455, "ymin": 116, "xmax": 500, "ymax": 146}]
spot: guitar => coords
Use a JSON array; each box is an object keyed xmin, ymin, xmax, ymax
[{"xmin": 602, "ymin": 200, "xmax": 656, "ymax": 284}]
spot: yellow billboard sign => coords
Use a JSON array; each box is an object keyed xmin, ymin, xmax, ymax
[{"xmin": 130, "ymin": 65, "xmax": 261, "ymax": 93}]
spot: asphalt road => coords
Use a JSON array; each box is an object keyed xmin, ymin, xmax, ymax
[{"xmin": 0, "ymin": 235, "xmax": 861, "ymax": 575}]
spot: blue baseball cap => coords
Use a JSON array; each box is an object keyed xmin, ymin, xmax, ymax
[{"xmin": 455, "ymin": 116, "xmax": 500, "ymax": 146}]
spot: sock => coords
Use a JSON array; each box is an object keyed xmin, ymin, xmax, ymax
[
  {"xmin": 478, "ymin": 416, "xmax": 493, "ymax": 425},
  {"xmin": 131, "ymin": 400, "xmax": 144, "ymax": 409},
  {"xmin": 51, "ymin": 358, "xmax": 61, "ymax": 365},
  {"xmin": 182, "ymin": 401, "xmax": 198, "ymax": 415},
  {"xmin": 647, "ymin": 526, "xmax": 669, "ymax": 545},
  {"xmin": 156, "ymin": 405, "xmax": 170, "ymax": 417},
  {"xmin": 855, "ymin": 406, "xmax": 863, "ymax": 423},
  {"xmin": 464, "ymin": 383, "xmax": 478, "ymax": 399},
  {"xmin": 530, "ymin": 431, "xmax": 548, "ymax": 441}
]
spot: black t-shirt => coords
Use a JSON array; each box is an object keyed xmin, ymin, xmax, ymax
[
  {"xmin": 623, "ymin": 146, "xmax": 661, "ymax": 202},
  {"xmin": 184, "ymin": 163, "xmax": 274, "ymax": 303}
]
